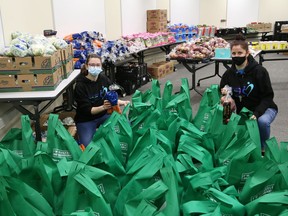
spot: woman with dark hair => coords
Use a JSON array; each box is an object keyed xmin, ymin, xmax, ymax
[
  {"xmin": 220, "ymin": 34, "xmax": 278, "ymax": 155},
  {"xmin": 74, "ymin": 53, "xmax": 129, "ymax": 147}
]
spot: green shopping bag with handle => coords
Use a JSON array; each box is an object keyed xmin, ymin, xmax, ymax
[
  {"xmin": 203, "ymin": 187, "xmax": 246, "ymax": 216},
  {"xmin": 18, "ymin": 152, "xmax": 64, "ymax": 215},
  {"xmin": 115, "ymin": 147, "xmax": 180, "ymax": 216},
  {"xmin": 239, "ymin": 158, "xmax": 288, "ymax": 204},
  {"xmin": 245, "ymin": 190, "xmax": 288, "ymax": 215},
  {"xmin": 0, "ymin": 176, "xmax": 54, "ymax": 216},
  {"xmin": 79, "ymin": 137, "xmax": 126, "ymax": 179},
  {"xmin": 181, "ymin": 166, "xmax": 228, "ymax": 203},
  {"xmin": 123, "ymin": 180, "xmax": 168, "ymax": 216},
  {"xmin": 93, "ymin": 111, "xmax": 133, "ymax": 164},
  {"xmin": 62, "ymin": 162, "xmax": 115, "ymax": 216},
  {"xmin": 0, "ymin": 147, "xmax": 22, "ymax": 177},
  {"xmin": 46, "ymin": 113, "xmax": 81, "ymax": 161},
  {"xmin": 193, "ymin": 84, "xmax": 221, "ymax": 131},
  {"xmin": 0, "ymin": 115, "xmax": 35, "ymax": 158}
]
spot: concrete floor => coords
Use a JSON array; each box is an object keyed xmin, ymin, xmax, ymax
[{"xmin": 122, "ymin": 53, "xmax": 288, "ymax": 143}]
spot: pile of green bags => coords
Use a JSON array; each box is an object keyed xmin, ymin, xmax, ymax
[{"xmin": 1, "ymin": 78, "xmax": 288, "ymax": 216}]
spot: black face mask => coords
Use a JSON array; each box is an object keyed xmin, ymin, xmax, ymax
[{"xmin": 232, "ymin": 56, "xmax": 246, "ymax": 66}]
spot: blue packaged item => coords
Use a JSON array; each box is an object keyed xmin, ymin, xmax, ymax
[
  {"xmin": 104, "ymin": 91, "xmax": 118, "ymax": 106},
  {"xmin": 72, "ymin": 33, "xmax": 83, "ymax": 40},
  {"xmin": 74, "ymin": 60, "xmax": 82, "ymax": 69}
]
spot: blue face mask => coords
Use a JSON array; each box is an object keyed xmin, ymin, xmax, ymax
[{"xmin": 88, "ymin": 66, "xmax": 102, "ymax": 76}]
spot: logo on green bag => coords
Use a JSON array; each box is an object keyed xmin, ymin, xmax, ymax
[{"xmin": 98, "ymin": 183, "xmax": 105, "ymax": 194}]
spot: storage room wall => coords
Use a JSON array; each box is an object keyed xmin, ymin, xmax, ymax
[
  {"xmin": 199, "ymin": 0, "xmax": 227, "ymax": 27},
  {"xmin": 258, "ymin": 0, "xmax": 288, "ymax": 24},
  {"xmin": 170, "ymin": 0, "xmax": 199, "ymax": 25}
]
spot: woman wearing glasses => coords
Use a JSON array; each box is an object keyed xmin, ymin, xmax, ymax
[{"xmin": 74, "ymin": 53, "xmax": 129, "ymax": 147}]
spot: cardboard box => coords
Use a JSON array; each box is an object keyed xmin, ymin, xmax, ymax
[
  {"xmin": 33, "ymin": 111, "xmax": 77, "ymax": 137},
  {"xmin": 0, "ymin": 50, "xmax": 61, "ymax": 72},
  {"xmin": 147, "ymin": 20, "xmax": 167, "ymax": 33},
  {"xmin": 0, "ymin": 67, "xmax": 63, "ymax": 92},
  {"xmin": 60, "ymin": 44, "xmax": 73, "ymax": 62},
  {"xmin": 147, "ymin": 9, "xmax": 167, "ymax": 21},
  {"xmin": 147, "ymin": 61, "xmax": 173, "ymax": 79},
  {"xmin": 62, "ymin": 59, "xmax": 74, "ymax": 78},
  {"xmin": 0, "ymin": 74, "xmax": 16, "ymax": 89}
]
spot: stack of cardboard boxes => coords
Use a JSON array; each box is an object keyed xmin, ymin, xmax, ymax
[
  {"xmin": 147, "ymin": 9, "xmax": 168, "ymax": 33},
  {"xmin": 0, "ymin": 44, "xmax": 74, "ymax": 92},
  {"xmin": 246, "ymin": 22, "xmax": 272, "ymax": 32}
]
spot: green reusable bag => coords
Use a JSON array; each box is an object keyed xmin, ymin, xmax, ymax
[
  {"xmin": 239, "ymin": 159, "xmax": 286, "ymax": 204},
  {"xmin": 115, "ymin": 149, "xmax": 167, "ymax": 216},
  {"xmin": 203, "ymin": 188, "xmax": 246, "ymax": 216},
  {"xmin": 176, "ymin": 133, "xmax": 214, "ymax": 173},
  {"xmin": 18, "ymin": 152, "xmax": 64, "ymax": 214},
  {"xmin": 181, "ymin": 166, "xmax": 228, "ymax": 203},
  {"xmin": 0, "ymin": 147, "xmax": 22, "ymax": 176},
  {"xmin": 245, "ymin": 190, "xmax": 288, "ymax": 215},
  {"xmin": 0, "ymin": 115, "xmax": 35, "ymax": 158},
  {"xmin": 46, "ymin": 113, "xmax": 81, "ymax": 161},
  {"xmin": 62, "ymin": 164, "xmax": 114, "ymax": 216},
  {"xmin": 123, "ymin": 180, "xmax": 168, "ymax": 216},
  {"xmin": 94, "ymin": 111, "xmax": 133, "ymax": 164},
  {"xmin": 2, "ymin": 176, "xmax": 54, "ymax": 216},
  {"xmin": 0, "ymin": 177, "xmax": 16, "ymax": 215},
  {"xmin": 193, "ymin": 85, "xmax": 221, "ymax": 131},
  {"xmin": 265, "ymin": 137, "xmax": 288, "ymax": 163},
  {"xmin": 225, "ymin": 158, "xmax": 263, "ymax": 193},
  {"xmin": 165, "ymin": 78, "xmax": 193, "ymax": 122},
  {"xmin": 79, "ymin": 137, "xmax": 126, "ymax": 178}
]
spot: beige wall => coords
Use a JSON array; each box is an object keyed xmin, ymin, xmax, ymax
[
  {"xmin": 156, "ymin": 0, "xmax": 170, "ymax": 20},
  {"xmin": 0, "ymin": 0, "xmax": 54, "ymax": 45},
  {"xmin": 105, "ymin": 0, "xmax": 122, "ymax": 40},
  {"xmin": 199, "ymin": 0, "xmax": 227, "ymax": 27},
  {"xmin": 258, "ymin": 0, "xmax": 288, "ymax": 24}
]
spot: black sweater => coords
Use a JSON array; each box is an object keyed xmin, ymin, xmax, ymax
[
  {"xmin": 74, "ymin": 72, "xmax": 112, "ymax": 123},
  {"xmin": 220, "ymin": 55, "xmax": 278, "ymax": 118}
]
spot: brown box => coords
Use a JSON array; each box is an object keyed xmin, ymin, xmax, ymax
[
  {"xmin": 147, "ymin": 62, "xmax": 167, "ymax": 79},
  {"xmin": 147, "ymin": 9, "xmax": 167, "ymax": 21},
  {"xmin": 62, "ymin": 59, "xmax": 74, "ymax": 78},
  {"xmin": 147, "ymin": 20, "xmax": 167, "ymax": 33},
  {"xmin": 264, "ymin": 23, "xmax": 272, "ymax": 32},
  {"xmin": 33, "ymin": 111, "xmax": 77, "ymax": 137},
  {"xmin": 0, "ymin": 50, "xmax": 61, "ymax": 72},
  {"xmin": 0, "ymin": 74, "xmax": 16, "ymax": 89},
  {"xmin": 60, "ymin": 44, "xmax": 73, "ymax": 62}
]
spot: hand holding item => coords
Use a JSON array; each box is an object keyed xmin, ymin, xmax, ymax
[
  {"xmin": 104, "ymin": 91, "xmax": 122, "ymax": 114},
  {"xmin": 221, "ymin": 85, "xmax": 236, "ymax": 124},
  {"xmin": 250, "ymin": 115, "xmax": 257, "ymax": 120}
]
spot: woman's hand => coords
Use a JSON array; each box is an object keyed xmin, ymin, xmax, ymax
[
  {"xmin": 102, "ymin": 100, "xmax": 112, "ymax": 110},
  {"xmin": 118, "ymin": 99, "xmax": 130, "ymax": 106},
  {"xmin": 250, "ymin": 115, "xmax": 257, "ymax": 120},
  {"xmin": 220, "ymin": 96, "xmax": 237, "ymax": 112}
]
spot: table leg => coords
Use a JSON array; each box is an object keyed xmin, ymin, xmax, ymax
[
  {"xmin": 197, "ymin": 61, "xmax": 221, "ymax": 86},
  {"xmin": 33, "ymin": 105, "xmax": 42, "ymax": 141},
  {"xmin": 182, "ymin": 62, "xmax": 202, "ymax": 96}
]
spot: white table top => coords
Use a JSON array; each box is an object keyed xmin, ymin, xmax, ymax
[{"xmin": 0, "ymin": 69, "xmax": 80, "ymax": 101}]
